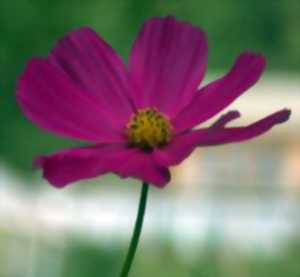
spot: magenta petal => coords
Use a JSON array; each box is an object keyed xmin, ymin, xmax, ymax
[
  {"xmin": 197, "ymin": 109, "xmax": 291, "ymax": 146},
  {"xmin": 154, "ymin": 130, "xmax": 204, "ymax": 167},
  {"xmin": 17, "ymin": 59, "xmax": 126, "ymax": 143},
  {"xmin": 155, "ymin": 110, "xmax": 241, "ymax": 166},
  {"xmin": 154, "ymin": 110, "xmax": 240, "ymax": 166},
  {"xmin": 210, "ymin": 110, "xmax": 241, "ymax": 128},
  {"xmin": 112, "ymin": 148, "xmax": 171, "ymax": 188},
  {"xmin": 173, "ymin": 51, "xmax": 266, "ymax": 132},
  {"xmin": 49, "ymin": 27, "xmax": 133, "ymax": 118},
  {"xmin": 155, "ymin": 109, "xmax": 290, "ymax": 167},
  {"xmin": 34, "ymin": 145, "xmax": 115, "ymax": 187},
  {"xmin": 129, "ymin": 16, "xmax": 208, "ymax": 117},
  {"xmin": 35, "ymin": 144, "xmax": 170, "ymax": 188}
]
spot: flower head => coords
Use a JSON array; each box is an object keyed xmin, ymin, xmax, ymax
[{"xmin": 17, "ymin": 16, "xmax": 291, "ymax": 188}]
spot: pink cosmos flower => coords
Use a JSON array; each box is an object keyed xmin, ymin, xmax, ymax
[{"xmin": 17, "ymin": 16, "xmax": 290, "ymax": 188}]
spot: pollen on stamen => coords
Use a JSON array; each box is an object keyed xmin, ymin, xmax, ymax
[{"xmin": 126, "ymin": 108, "xmax": 173, "ymax": 149}]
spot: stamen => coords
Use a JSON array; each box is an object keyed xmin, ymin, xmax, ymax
[{"xmin": 126, "ymin": 108, "xmax": 173, "ymax": 149}]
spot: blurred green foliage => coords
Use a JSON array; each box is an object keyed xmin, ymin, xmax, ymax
[
  {"xmin": 53, "ymin": 237, "xmax": 300, "ymax": 277},
  {"xmin": 0, "ymin": 0, "xmax": 299, "ymax": 172},
  {"xmin": 2, "ymin": 233, "xmax": 300, "ymax": 277}
]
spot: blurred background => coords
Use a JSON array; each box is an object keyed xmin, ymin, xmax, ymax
[{"xmin": 0, "ymin": 0, "xmax": 300, "ymax": 276}]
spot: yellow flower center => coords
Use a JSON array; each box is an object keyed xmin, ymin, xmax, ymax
[{"xmin": 126, "ymin": 108, "xmax": 173, "ymax": 149}]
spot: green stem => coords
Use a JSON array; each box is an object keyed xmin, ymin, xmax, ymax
[{"xmin": 120, "ymin": 182, "xmax": 149, "ymax": 277}]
